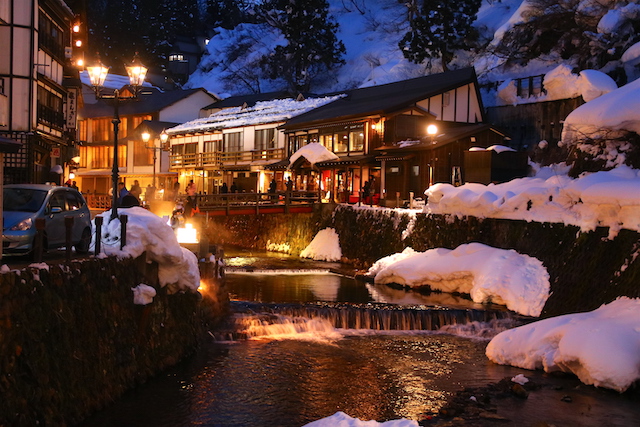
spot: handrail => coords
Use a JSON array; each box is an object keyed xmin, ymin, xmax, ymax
[{"xmin": 169, "ymin": 148, "xmax": 285, "ymax": 169}]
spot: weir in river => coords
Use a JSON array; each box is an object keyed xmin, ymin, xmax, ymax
[{"xmin": 79, "ymin": 248, "xmax": 640, "ymax": 427}]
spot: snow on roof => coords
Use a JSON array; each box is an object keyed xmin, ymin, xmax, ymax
[
  {"xmin": 425, "ymin": 164, "xmax": 640, "ymax": 239},
  {"xmin": 486, "ymin": 297, "xmax": 640, "ymax": 393},
  {"xmin": 289, "ymin": 142, "xmax": 339, "ymax": 166},
  {"xmin": 365, "ymin": 243, "xmax": 550, "ymax": 317},
  {"xmin": 167, "ymin": 95, "xmax": 342, "ymax": 135},
  {"xmin": 92, "ymin": 207, "xmax": 200, "ymax": 294},
  {"xmin": 562, "ymin": 76, "xmax": 640, "ymax": 144}
]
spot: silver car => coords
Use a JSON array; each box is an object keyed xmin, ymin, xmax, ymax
[{"xmin": 2, "ymin": 184, "xmax": 92, "ymax": 257}]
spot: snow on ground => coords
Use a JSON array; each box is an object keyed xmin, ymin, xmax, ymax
[
  {"xmin": 365, "ymin": 242, "xmax": 549, "ymax": 317},
  {"xmin": 304, "ymin": 411, "xmax": 418, "ymax": 427},
  {"xmin": 300, "ymin": 228, "xmax": 342, "ymax": 262},
  {"xmin": 486, "ymin": 297, "xmax": 640, "ymax": 393},
  {"xmin": 425, "ymin": 164, "xmax": 640, "ymax": 238},
  {"xmin": 92, "ymin": 207, "xmax": 200, "ymax": 294}
]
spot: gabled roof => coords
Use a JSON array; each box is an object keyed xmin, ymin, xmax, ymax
[
  {"xmin": 80, "ymin": 88, "xmax": 217, "ymax": 119},
  {"xmin": 282, "ymin": 68, "xmax": 480, "ymax": 130}
]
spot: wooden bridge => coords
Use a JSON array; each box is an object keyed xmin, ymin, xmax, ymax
[{"xmin": 85, "ymin": 191, "xmax": 321, "ymax": 216}]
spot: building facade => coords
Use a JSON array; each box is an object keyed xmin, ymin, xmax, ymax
[
  {"xmin": 0, "ymin": 0, "xmax": 82, "ymax": 184},
  {"xmin": 76, "ymin": 85, "xmax": 218, "ymax": 202}
]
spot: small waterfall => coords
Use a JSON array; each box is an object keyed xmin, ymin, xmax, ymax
[{"xmin": 212, "ymin": 301, "xmax": 526, "ymax": 341}]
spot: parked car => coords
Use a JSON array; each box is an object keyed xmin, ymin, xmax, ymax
[{"xmin": 2, "ymin": 184, "xmax": 92, "ymax": 257}]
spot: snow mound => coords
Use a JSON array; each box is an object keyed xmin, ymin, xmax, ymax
[
  {"xmin": 562, "ymin": 77, "xmax": 640, "ymax": 142},
  {"xmin": 367, "ymin": 242, "xmax": 550, "ymax": 317},
  {"xmin": 304, "ymin": 411, "xmax": 418, "ymax": 427},
  {"xmin": 132, "ymin": 283, "xmax": 157, "ymax": 305},
  {"xmin": 300, "ymin": 228, "xmax": 342, "ymax": 262},
  {"xmin": 93, "ymin": 207, "xmax": 200, "ymax": 293},
  {"xmin": 486, "ymin": 297, "xmax": 640, "ymax": 392},
  {"xmin": 425, "ymin": 165, "xmax": 640, "ymax": 238}
]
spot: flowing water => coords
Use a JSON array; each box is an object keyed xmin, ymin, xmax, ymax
[{"xmin": 80, "ymin": 248, "xmax": 640, "ymax": 427}]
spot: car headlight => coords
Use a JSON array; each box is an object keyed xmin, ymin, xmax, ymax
[{"xmin": 10, "ymin": 218, "xmax": 33, "ymax": 231}]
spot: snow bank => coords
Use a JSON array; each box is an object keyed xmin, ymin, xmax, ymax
[
  {"xmin": 304, "ymin": 411, "xmax": 418, "ymax": 427},
  {"xmin": 366, "ymin": 243, "xmax": 550, "ymax": 317},
  {"xmin": 93, "ymin": 207, "xmax": 200, "ymax": 293},
  {"xmin": 562, "ymin": 77, "xmax": 640, "ymax": 143},
  {"xmin": 486, "ymin": 297, "xmax": 640, "ymax": 392},
  {"xmin": 425, "ymin": 164, "xmax": 640, "ymax": 238},
  {"xmin": 300, "ymin": 228, "xmax": 342, "ymax": 262}
]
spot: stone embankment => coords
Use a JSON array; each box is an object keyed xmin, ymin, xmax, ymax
[
  {"xmin": 204, "ymin": 203, "xmax": 640, "ymax": 317},
  {"xmin": 0, "ymin": 254, "xmax": 227, "ymax": 426}
]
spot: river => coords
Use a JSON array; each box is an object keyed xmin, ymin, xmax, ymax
[{"xmin": 79, "ymin": 248, "xmax": 640, "ymax": 426}]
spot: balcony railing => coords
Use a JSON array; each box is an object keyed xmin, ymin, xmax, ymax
[{"xmin": 169, "ymin": 148, "xmax": 285, "ymax": 169}]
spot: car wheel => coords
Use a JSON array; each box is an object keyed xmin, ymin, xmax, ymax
[{"xmin": 75, "ymin": 227, "xmax": 92, "ymax": 254}]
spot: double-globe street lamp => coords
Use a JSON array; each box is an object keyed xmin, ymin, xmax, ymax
[
  {"xmin": 87, "ymin": 53, "xmax": 148, "ymax": 221},
  {"xmin": 141, "ymin": 130, "xmax": 169, "ymax": 192}
]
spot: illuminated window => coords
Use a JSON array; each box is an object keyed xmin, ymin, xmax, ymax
[{"xmin": 169, "ymin": 54, "xmax": 185, "ymax": 62}]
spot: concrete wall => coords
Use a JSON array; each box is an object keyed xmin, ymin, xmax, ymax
[{"xmin": 0, "ymin": 254, "xmax": 228, "ymax": 426}]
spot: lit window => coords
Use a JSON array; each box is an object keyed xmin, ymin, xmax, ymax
[{"xmin": 169, "ymin": 54, "xmax": 185, "ymax": 62}]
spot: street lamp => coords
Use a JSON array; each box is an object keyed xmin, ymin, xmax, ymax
[
  {"xmin": 142, "ymin": 130, "xmax": 165, "ymax": 190},
  {"xmin": 87, "ymin": 53, "xmax": 148, "ymax": 221}
]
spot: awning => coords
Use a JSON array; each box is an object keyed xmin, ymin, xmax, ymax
[
  {"xmin": 264, "ymin": 159, "xmax": 290, "ymax": 170},
  {"xmin": 315, "ymin": 154, "xmax": 376, "ymax": 168},
  {"xmin": 375, "ymin": 154, "xmax": 415, "ymax": 162}
]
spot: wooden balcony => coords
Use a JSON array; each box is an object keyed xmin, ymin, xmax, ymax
[
  {"xmin": 193, "ymin": 191, "xmax": 319, "ymax": 215},
  {"xmin": 169, "ymin": 148, "xmax": 285, "ymax": 169}
]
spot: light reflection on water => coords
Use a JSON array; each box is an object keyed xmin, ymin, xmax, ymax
[{"xmin": 79, "ymin": 250, "xmax": 640, "ymax": 427}]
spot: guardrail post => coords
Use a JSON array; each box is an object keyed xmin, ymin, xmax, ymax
[
  {"xmin": 95, "ymin": 216, "xmax": 103, "ymax": 255},
  {"xmin": 65, "ymin": 216, "xmax": 74, "ymax": 265},
  {"xmin": 120, "ymin": 214, "xmax": 128, "ymax": 250},
  {"xmin": 255, "ymin": 193, "xmax": 259, "ymax": 215},
  {"xmin": 34, "ymin": 218, "xmax": 45, "ymax": 262}
]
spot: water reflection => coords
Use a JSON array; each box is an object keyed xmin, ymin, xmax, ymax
[{"xmin": 78, "ymin": 249, "xmax": 640, "ymax": 427}]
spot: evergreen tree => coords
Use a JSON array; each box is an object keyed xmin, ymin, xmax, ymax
[
  {"xmin": 83, "ymin": 0, "xmax": 201, "ymax": 74},
  {"xmin": 204, "ymin": 0, "xmax": 251, "ymax": 29},
  {"xmin": 399, "ymin": 0, "xmax": 481, "ymax": 71},
  {"xmin": 258, "ymin": 0, "xmax": 346, "ymax": 93}
]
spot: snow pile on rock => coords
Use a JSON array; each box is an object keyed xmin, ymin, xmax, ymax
[{"xmin": 487, "ymin": 297, "xmax": 640, "ymax": 392}]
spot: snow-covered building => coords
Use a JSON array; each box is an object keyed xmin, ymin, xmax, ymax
[
  {"xmin": 281, "ymin": 68, "xmax": 515, "ymax": 206},
  {"xmin": 76, "ymin": 86, "xmax": 218, "ymax": 201},
  {"xmin": 165, "ymin": 94, "xmax": 340, "ymax": 194}
]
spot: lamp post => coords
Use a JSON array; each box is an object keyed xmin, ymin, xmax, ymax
[
  {"xmin": 87, "ymin": 53, "xmax": 148, "ymax": 221},
  {"xmin": 142, "ymin": 130, "xmax": 167, "ymax": 190}
]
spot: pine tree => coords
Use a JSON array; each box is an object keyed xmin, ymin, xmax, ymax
[
  {"xmin": 258, "ymin": 0, "xmax": 346, "ymax": 93},
  {"xmin": 204, "ymin": 0, "xmax": 251, "ymax": 29},
  {"xmin": 399, "ymin": 0, "xmax": 482, "ymax": 71}
]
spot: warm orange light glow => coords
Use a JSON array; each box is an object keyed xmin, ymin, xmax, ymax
[
  {"xmin": 73, "ymin": 24, "xmax": 80, "ymax": 33},
  {"xmin": 198, "ymin": 280, "xmax": 208, "ymax": 293},
  {"xmin": 75, "ymin": 40, "xmax": 82, "ymax": 47},
  {"xmin": 76, "ymin": 58, "xmax": 84, "ymax": 67}
]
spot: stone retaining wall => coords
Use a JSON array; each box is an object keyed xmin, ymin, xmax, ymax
[
  {"xmin": 0, "ymin": 255, "xmax": 227, "ymax": 426},
  {"xmin": 205, "ymin": 204, "xmax": 640, "ymax": 317}
]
